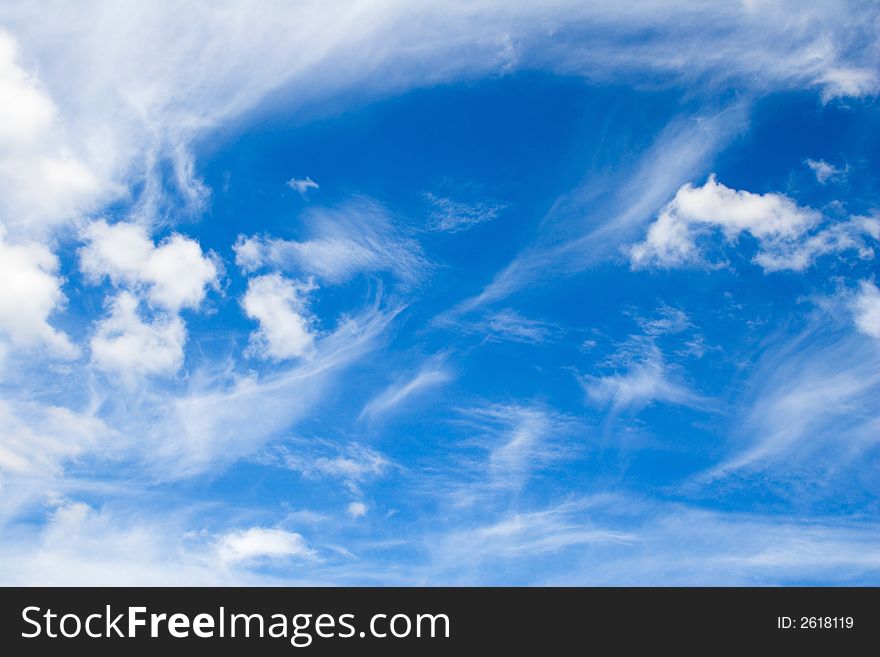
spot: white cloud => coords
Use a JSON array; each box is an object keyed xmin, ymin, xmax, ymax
[
  {"xmin": 0, "ymin": 32, "xmax": 54, "ymax": 149},
  {"xmin": 0, "ymin": 0, "xmax": 878, "ymax": 586},
  {"xmin": 0, "ymin": 400, "xmax": 107, "ymax": 477},
  {"xmin": 234, "ymin": 200, "xmax": 430, "ymax": 287},
  {"xmin": 758, "ymin": 214, "xmax": 879, "ymax": 272},
  {"xmin": 852, "ymin": 280, "xmax": 880, "ymax": 338},
  {"xmin": 448, "ymin": 107, "xmax": 746, "ymax": 314},
  {"xmin": 140, "ymin": 302, "xmax": 400, "ymax": 477},
  {"xmin": 90, "ymin": 292, "xmax": 186, "ymax": 377},
  {"xmin": 638, "ymin": 306, "xmax": 691, "ymax": 336},
  {"xmin": 425, "ymin": 192, "xmax": 505, "ymax": 232},
  {"xmin": 268, "ymin": 440, "xmax": 393, "ymax": 496},
  {"xmin": 287, "ymin": 176, "xmax": 318, "ymax": 194},
  {"xmin": 80, "ymin": 220, "xmax": 218, "ymax": 312},
  {"xmin": 818, "ymin": 66, "xmax": 879, "ymax": 102},
  {"xmin": 582, "ymin": 345, "xmax": 701, "ymax": 412},
  {"xmin": 242, "ymin": 273, "xmax": 316, "ymax": 361},
  {"xmin": 347, "ymin": 501, "xmax": 368, "ymax": 518},
  {"xmin": 360, "ymin": 360, "xmax": 452, "ymax": 419},
  {"xmin": 216, "ymin": 527, "xmax": 315, "ymax": 565},
  {"xmin": 0, "ymin": 229, "xmax": 76, "ymax": 358},
  {"xmin": 0, "ymin": 502, "xmax": 228, "ymax": 586},
  {"xmin": 485, "ymin": 406, "xmax": 558, "ymax": 491},
  {"xmin": 631, "ymin": 175, "xmax": 818, "ymax": 266},
  {"xmin": 4, "ymin": 495, "xmax": 878, "ymax": 586},
  {"xmin": 474, "ymin": 309, "xmax": 558, "ymax": 344},
  {"xmin": 704, "ymin": 318, "xmax": 880, "ymax": 481},
  {"xmin": 484, "ymin": 310, "xmax": 555, "ymax": 343},
  {"xmin": 0, "ymin": 31, "xmax": 110, "ymax": 239},
  {"xmin": 574, "ymin": 505, "xmax": 880, "ymax": 586},
  {"xmin": 630, "ymin": 175, "xmax": 877, "ymax": 272},
  {"xmin": 80, "ymin": 221, "xmax": 217, "ymax": 378},
  {"xmin": 630, "ymin": 208, "xmax": 699, "ymax": 267},
  {"xmin": 0, "ymin": 1, "xmax": 872, "ymax": 239},
  {"xmin": 311, "ymin": 446, "xmax": 390, "ymax": 482},
  {"xmin": 426, "ymin": 500, "xmax": 634, "ymax": 575},
  {"xmin": 444, "ymin": 404, "xmax": 579, "ymax": 503},
  {"xmin": 0, "ymin": 502, "xmax": 313, "ymax": 585},
  {"xmin": 805, "ymin": 158, "xmax": 845, "ymax": 184},
  {"xmin": 417, "ymin": 492, "xmax": 880, "ymax": 585},
  {"xmin": 434, "ymin": 308, "xmax": 558, "ymax": 345}
]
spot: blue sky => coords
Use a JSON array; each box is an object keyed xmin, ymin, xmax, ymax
[{"xmin": 0, "ymin": 1, "xmax": 879, "ymax": 584}]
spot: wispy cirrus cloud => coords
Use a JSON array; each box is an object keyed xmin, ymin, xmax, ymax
[
  {"xmin": 0, "ymin": 31, "xmax": 113, "ymax": 240},
  {"xmin": 263, "ymin": 439, "xmax": 394, "ymax": 496},
  {"xmin": 234, "ymin": 200, "xmax": 431, "ymax": 288},
  {"xmin": 3, "ymin": 0, "xmax": 873, "ymax": 243},
  {"xmin": 360, "ymin": 357, "xmax": 453, "ymax": 420},
  {"xmin": 437, "ymin": 403, "xmax": 581, "ymax": 508},
  {"xmin": 703, "ymin": 311, "xmax": 880, "ymax": 489},
  {"xmin": 581, "ymin": 345, "xmax": 702, "ymax": 413},
  {"xmin": 438, "ymin": 308, "xmax": 559, "ymax": 345},
  {"xmin": 425, "ymin": 192, "xmax": 506, "ymax": 232}
]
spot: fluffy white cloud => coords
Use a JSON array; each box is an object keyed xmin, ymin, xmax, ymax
[
  {"xmin": 853, "ymin": 281, "xmax": 880, "ymax": 338},
  {"xmin": 630, "ymin": 175, "xmax": 877, "ymax": 271},
  {"xmin": 216, "ymin": 527, "xmax": 315, "ymax": 565},
  {"xmin": 242, "ymin": 274, "xmax": 316, "ymax": 361},
  {"xmin": 484, "ymin": 309, "xmax": 557, "ymax": 343},
  {"xmin": 234, "ymin": 200, "xmax": 430, "ymax": 287},
  {"xmin": 0, "ymin": 31, "xmax": 108, "ymax": 238},
  {"xmin": 346, "ymin": 501, "xmax": 368, "ymax": 518},
  {"xmin": 90, "ymin": 292, "xmax": 186, "ymax": 376},
  {"xmin": 80, "ymin": 220, "xmax": 218, "ymax": 311},
  {"xmin": 0, "ymin": 229, "xmax": 76, "ymax": 358}
]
